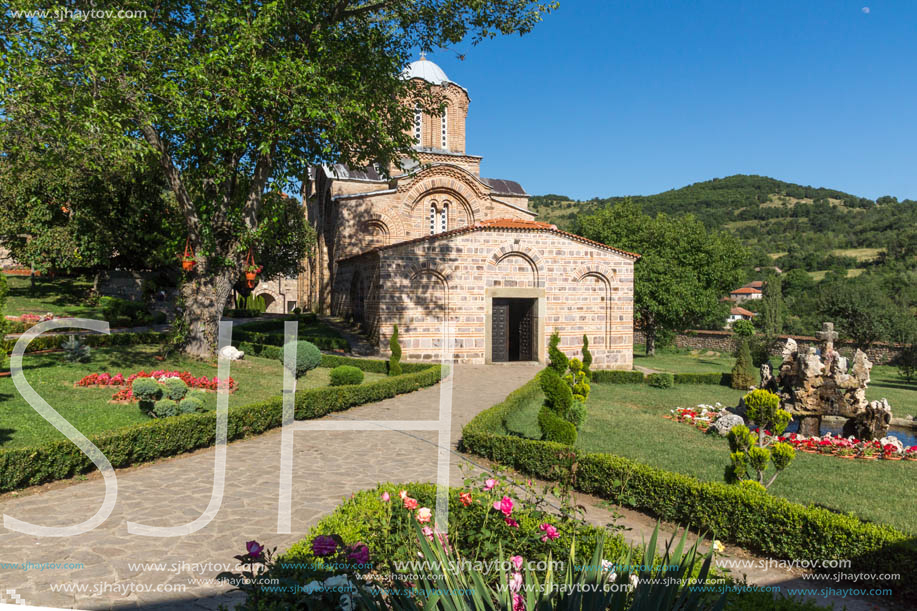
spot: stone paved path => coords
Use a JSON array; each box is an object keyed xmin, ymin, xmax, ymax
[{"xmin": 0, "ymin": 364, "xmax": 889, "ymax": 611}]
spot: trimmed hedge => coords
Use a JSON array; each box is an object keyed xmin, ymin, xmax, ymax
[
  {"xmin": 647, "ymin": 372, "xmax": 674, "ymax": 388},
  {"xmin": 0, "ymin": 351, "xmax": 442, "ymax": 492},
  {"xmin": 235, "ymin": 342, "xmax": 431, "ymax": 375},
  {"xmin": 233, "ymin": 329, "xmax": 348, "ymax": 351},
  {"xmin": 589, "ymin": 370, "xmax": 732, "ymax": 387},
  {"xmin": 673, "ymin": 372, "xmax": 732, "ymax": 386},
  {"xmin": 2, "ymin": 330, "xmax": 165, "ymax": 354},
  {"xmin": 537, "ymin": 405, "xmax": 577, "ymax": 444},
  {"xmin": 460, "ymin": 376, "xmax": 917, "ymax": 597},
  {"xmin": 329, "ymin": 365, "xmax": 364, "ymax": 386},
  {"xmin": 590, "ymin": 370, "xmax": 646, "ymax": 384}
]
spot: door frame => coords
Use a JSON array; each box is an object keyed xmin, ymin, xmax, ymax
[{"xmin": 484, "ymin": 288, "xmax": 545, "ymax": 364}]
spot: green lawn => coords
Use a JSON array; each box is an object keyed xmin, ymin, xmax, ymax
[
  {"xmin": 507, "ymin": 383, "xmax": 917, "ymax": 534},
  {"xmin": 4, "ymin": 275, "xmax": 105, "ymax": 319},
  {"xmin": 0, "ymin": 344, "xmax": 384, "ymax": 450},
  {"xmin": 632, "ymin": 346, "xmax": 917, "ymax": 418},
  {"xmin": 234, "ymin": 314, "xmax": 345, "ymax": 342}
]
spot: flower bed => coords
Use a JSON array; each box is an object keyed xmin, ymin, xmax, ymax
[
  {"xmin": 76, "ymin": 370, "xmax": 237, "ymax": 401},
  {"xmin": 666, "ymin": 404, "xmax": 916, "ymax": 460}
]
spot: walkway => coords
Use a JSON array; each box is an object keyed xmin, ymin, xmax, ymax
[{"xmin": 0, "ymin": 364, "xmax": 885, "ymax": 611}]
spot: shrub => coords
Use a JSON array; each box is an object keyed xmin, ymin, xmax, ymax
[
  {"xmin": 388, "ymin": 324, "xmax": 402, "ymax": 376},
  {"xmin": 179, "ymin": 396, "xmax": 205, "ymax": 414},
  {"xmin": 732, "ymin": 319, "xmax": 755, "ymax": 337},
  {"xmin": 293, "ymin": 306, "xmax": 302, "ymax": 314},
  {"xmin": 278, "ymin": 340, "xmax": 322, "ymax": 379},
  {"xmin": 547, "ymin": 331, "xmax": 567, "ymax": 374},
  {"xmin": 565, "ymin": 358, "xmax": 591, "ymax": 402},
  {"xmin": 131, "ymin": 377, "xmax": 161, "ymax": 402},
  {"xmin": 537, "ymin": 405, "xmax": 577, "ymax": 444},
  {"xmin": 730, "ymin": 339, "xmax": 757, "ymax": 390},
  {"xmin": 581, "ymin": 334, "xmax": 592, "ymax": 379},
  {"xmin": 647, "ymin": 373, "xmax": 674, "ymax": 388},
  {"xmin": 566, "ymin": 400, "xmax": 587, "ymax": 428},
  {"xmin": 152, "ymin": 399, "xmax": 180, "ymax": 418},
  {"xmin": 150, "ymin": 311, "xmax": 168, "ymax": 325},
  {"xmin": 590, "ymin": 370, "xmax": 645, "ymax": 384},
  {"xmin": 1, "ymin": 330, "xmax": 166, "ymax": 354},
  {"xmin": 61, "ymin": 335, "xmax": 91, "ymax": 363},
  {"xmin": 539, "ymin": 367, "xmax": 573, "ymax": 415},
  {"xmin": 162, "ymin": 377, "xmax": 189, "ymax": 401},
  {"xmin": 100, "ymin": 296, "xmax": 149, "ymax": 326},
  {"xmin": 329, "ymin": 365, "xmax": 364, "ymax": 386},
  {"xmin": 673, "ymin": 372, "xmax": 731, "ymax": 386}
]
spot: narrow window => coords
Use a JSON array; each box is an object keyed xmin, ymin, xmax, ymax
[
  {"xmin": 441, "ymin": 203, "xmax": 448, "ymax": 232},
  {"xmin": 441, "ymin": 111, "xmax": 448, "ymax": 149},
  {"xmin": 414, "ymin": 106, "xmax": 423, "ymax": 145},
  {"xmin": 429, "ymin": 204, "xmax": 436, "ymax": 235}
]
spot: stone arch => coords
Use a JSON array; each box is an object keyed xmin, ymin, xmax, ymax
[
  {"xmin": 400, "ymin": 167, "xmax": 485, "ymax": 223},
  {"xmin": 486, "ymin": 245, "xmax": 545, "ymax": 287},
  {"xmin": 254, "ymin": 287, "xmax": 283, "ymax": 314},
  {"xmin": 572, "ymin": 266, "xmax": 616, "ymax": 348},
  {"xmin": 359, "ymin": 209, "xmax": 404, "ymax": 246}
]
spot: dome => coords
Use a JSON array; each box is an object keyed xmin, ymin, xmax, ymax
[{"xmin": 402, "ymin": 55, "xmax": 450, "ymax": 85}]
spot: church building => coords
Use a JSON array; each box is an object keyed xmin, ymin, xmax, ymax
[{"xmin": 303, "ymin": 56, "xmax": 638, "ymax": 368}]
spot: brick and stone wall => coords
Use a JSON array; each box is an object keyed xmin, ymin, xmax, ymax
[
  {"xmin": 335, "ymin": 228, "xmax": 635, "ymax": 368},
  {"xmin": 635, "ymin": 329, "xmax": 904, "ymax": 365}
]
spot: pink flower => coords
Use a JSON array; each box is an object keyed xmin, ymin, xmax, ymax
[
  {"xmin": 381, "ymin": 492, "xmax": 390, "ymax": 502},
  {"xmin": 403, "ymin": 497, "xmax": 419, "ymax": 510},
  {"xmin": 504, "ymin": 517, "xmax": 519, "ymax": 528},
  {"xmin": 346, "ymin": 543, "xmax": 370, "ymax": 564},
  {"xmin": 399, "ymin": 490, "xmax": 408, "ymax": 500},
  {"xmin": 311, "ymin": 535, "xmax": 338, "ymax": 557},
  {"xmin": 421, "ymin": 526, "xmax": 434, "ymax": 540},
  {"xmin": 416, "ymin": 507, "xmax": 432, "ymax": 523},
  {"xmin": 513, "ymin": 592, "xmax": 526, "ymax": 611},
  {"xmin": 245, "ymin": 540, "xmax": 263, "ymax": 558},
  {"xmin": 539, "ymin": 523, "xmax": 559, "ymax": 542},
  {"xmin": 511, "ymin": 555, "xmax": 524, "ymax": 571},
  {"xmin": 460, "ymin": 492, "xmax": 473, "ymax": 506},
  {"xmin": 484, "ymin": 478, "xmax": 497, "ymax": 491},
  {"xmin": 493, "ymin": 496, "xmax": 514, "ymax": 517},
  {"xmin": 509, "ymin": 572, "xmax": 523, "ymax": 593}
]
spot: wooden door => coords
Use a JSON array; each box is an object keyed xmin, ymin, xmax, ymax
[
  {"xmin": 492, "ymin": 300, "xmax": 509, "ymax": 362},
  {"xmin": 518, "ymin": 300, "xmax": 534, "ymax": 361}
]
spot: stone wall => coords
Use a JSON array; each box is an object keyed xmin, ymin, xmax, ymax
[
  {"xmin": 335, "ymin": 227, "xmax": 635, "ymax": 368},
  {"xmin": 635, "ymin": 329, "xmax": 903, "ymax": 365}
]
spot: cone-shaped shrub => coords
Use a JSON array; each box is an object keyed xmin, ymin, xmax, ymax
[{"xmin": 388, "ymin": 325, "xmax": 402, "ymax": 376}]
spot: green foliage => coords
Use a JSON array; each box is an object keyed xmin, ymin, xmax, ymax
[
  {"xmin": 162, "ymin": 378, "xmax": 189, "ymax": 402},
  {"xmin": 576, "ymin": 200, "xmax": 747, "ymax": 355},
  {"xmin": 460, "ymin": 377, "xmax": 916, "ymax": 599},
  {"xmin": 590, "ymin": 370, "xmax": 646, "ymax": 384},
  {"xmin": 537, "ymin": 405, "xmax": 577, "ymax": 444},
  {"xmin": 388, "ymin": 324, "xmax": 402, "ymax": 376},
  {"xmin": 565, "ymin": 400, "xmax": 588, "ymax": 428},
  {"xmin": 760, "ymin": 274, "xmax": 785, "ymax": 337},
  {"xmin": 328, "ymin": 365, "xmax": 364, "ymax": 387},
  {"xmin": 730, "ymin": 339, "xmax": 757, "ymax": 389},
  {"xmin": 235, "ymin": 294, "xmax": 267, "ymax": 313},
  {"xmin": 547, "ymin": 331, "xmax": 568, "ymax": 374},
  {"xmin": 731, "ymin": 319, "xmax": 755, "ymax": 337},
  {"xmin": 0, "ymin": 274, "xmax": 5, "ymax": 370},
  {"xmin": 99, "ymin": 296, "xmax": 151, "ymax": 326},
  {"xmin": 727, "ymin": 390, "xmax": 795, "ymax": 489},
  {"xmin": 565, "ymin": 358, "xmax": 591, "ymax": 402},
  {"xmin": 647, "ymin": 373, "xmax": 674, "ymax": 388},
  {"xmin": 539, "ymin": 367, "xmax": 573, "ymax": 415},
  {"xmin": 744, "ymin": 389, "xmax": 792, "ymax": 436},
  {"xmin": 278, "ymin": 340, "xmax": 322, "ymax": 379},
  {"xmin": 61, "ymin": 335, "xmax": 91, "ymax": 363},
  {"xmin": 179, "ymin": 396, "xmax": 205, "ymax": 414},
  {"xmin": 0, "ymin": 357, "xmax": 442, "ymax": 493},
  {"xmin": 673, "ymin": 372, "xmax": 732, "ymax": 386},
  {"xmin": 0, "ymin": 330, "xmax": 165, "ymax": 355},
  {"xmin": 131, "ymin": 377, "xmax": 162, "ymax": 403},
  {"xmin": 581, "ymin": 334, "xmax": 592, "ymax": 377},
  {"xmin": 152, "ymin": 399, "xmax": 180, "ymax": 418}
]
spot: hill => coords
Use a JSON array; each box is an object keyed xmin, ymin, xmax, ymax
[{"xmin": 531, "ymin": 175, "xmax": 917, "ymax": 271}]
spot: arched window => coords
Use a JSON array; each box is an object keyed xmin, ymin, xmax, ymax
[
  {"xmin": 413, "ymin": 106, "xmax": 423, "ymax": 145},
  {"xmin": 441, "ymin": 111, "xmax": 448, "ymax": 149},
  {"xmin": 441, "ymin": 202, "xmax": 448, "ymax": 232},
  {"xmin": 429, "ymin": 203, "xmax": 437, "ymax": 235}
]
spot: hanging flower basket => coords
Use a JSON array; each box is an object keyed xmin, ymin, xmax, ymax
[
  {"xmin": 243, "ymin": 247, "xmax": 261, "ymax": 285},
  {"xmin": 180, "ymin": 237, "xmax": 196, "ymax": 271}
]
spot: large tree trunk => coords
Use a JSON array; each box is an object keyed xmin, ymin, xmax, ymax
[
  {"xmin": 178, "ymin": 268, "xmax": 237, "ymax": 359},
  {"xmin": 645, "ymin": 331, "xmax": 656, "ymax": 357}
]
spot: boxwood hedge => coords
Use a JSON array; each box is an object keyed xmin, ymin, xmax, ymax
[
  {"xmin": 460, "ymin": 376, "xmax": 916, "ymax": 598},
  {"xmin": 0, "ymin": 348, "xmax": 442, "ymax": 492},
  {"xmin": 1, "ymin": 330, "xmax": 165, "ymax": 354}
]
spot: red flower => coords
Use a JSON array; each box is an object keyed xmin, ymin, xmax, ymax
[{"xmin": 459, "ymin": 492, "xmax": 472, "ymax": 507}]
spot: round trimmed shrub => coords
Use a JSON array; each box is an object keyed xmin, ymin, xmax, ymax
[
  {"xmin": 277, "ymin": 340, "xmax": 322, "ymax": 379},
  {"xmin": 179, "ymin": 396, "xmax": 205, "ymax": 414},
  {"xmin": 540, "ymin": 367, "xmax": 573, "ymax": 414},
  {"xmin": 329, "ymin": 365, "xmax": 364, "ymax": 387},
  {"xmin": 152, "ymin": 399, "xmax": 179, "ymax": 418},
  {"xmin": 647, "ymin": 373, "xmax": 674, "ymax": 389},
  {"xmin": 132, "ymin": 377, "xmax": 162, "ymax": 402},
  {"xmin": 538, "ymin": 405, "xmax": 577, "ymax": 444},
  {"xmin": 162, "ymin": 377, "xmax": 189, "ymax": 401}
]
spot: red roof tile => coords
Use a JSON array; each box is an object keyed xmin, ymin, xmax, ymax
[
  {"xmin": 730, "ymin": 286, "xmax": 762, "ymax": 295},
  {"xmin": 338, "ymin": 218, "xmax": 641, "ymax": 261},
  {"xmin": 731, "ymin": 306, "xmax": 756, "ymax": 317}
]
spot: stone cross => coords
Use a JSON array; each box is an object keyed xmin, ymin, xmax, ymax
[{"xmin": 816, "ymin": 322, "xmax": 838, "ymax": 352}]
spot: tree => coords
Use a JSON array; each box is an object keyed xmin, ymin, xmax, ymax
[
  {"xmin": 388, "ymin": 325, "xmax": 402, "ymax": 377},
  {"xmin": 730, "ymin": 339, "xmax": 757, "ymax": 390},
  {"xmin": 732, "ymin": 319, "xmax": 755, "ymax": 338},
  {"xmin": 759, "ymin": 274, "xmax": 784, "ymax": 338},
  {"xmin": 1, "ymin": 0, "xmax": 555, "ymax": 358},
  {"xmin": 0, "ymin": 274, "xmax": 6, "ymax": 370},
  {"xmin": 817, "ymin": 276, "xmax": 898, "ymax": 349},
  {"xmin": 726, "ymin": 390, "xmax": 794, "ymax": 490},
  {"xmin": 577, "ymin": 201, "xmax": 748, "ymax": 355}
]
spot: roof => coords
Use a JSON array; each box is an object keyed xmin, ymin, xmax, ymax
[
  {"xmin": 481, "ymin": 177, "xmax": 527, "ymax": 196},
  {"xmin": 730, "ymin": 286, "xmax": 762, "ymax": 295},
  {"xmin": 745, "ymin": 280, "xmax": 765, "ymax": 288},
  {"xmin": 731, "ymin": 306, "xmax": 757, "ymax": 317},
  {"xmin": 323, "ymin": 164, "xmax": 386, "ymax": 182},
  {"xmin": 338, "ymin": 218, "xmax": 641, "ymax": 262},
  {"xmin": 402, "ymin": 57, "xmax": 450, "ymax": 85}
]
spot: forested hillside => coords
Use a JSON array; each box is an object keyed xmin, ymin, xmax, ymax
[{"xmin": 531, "ymin": 175, "xmax": 917, "ymax": 272}]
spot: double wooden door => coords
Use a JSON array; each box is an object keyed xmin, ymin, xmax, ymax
[{"xmin": 492, "ymin": 298, "xmax": 537, "ymax": 362}]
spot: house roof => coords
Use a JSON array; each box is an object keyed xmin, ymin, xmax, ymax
[
  {"xmin": 338, "ymin": 218, "xmax": 641, "ymax": 262},
  {"xmin": 745, "ymin": 280, "xmax": 765, "ymax": 289},
  {"xmin": 730, "ymin": 286, "xmax": 762, "ymax": 295},
  {"xmin": 480, "ymin": 177, "xmax": 528, "ymax": 196},
  {"xmin": 731, "ymin": 306, "xmax": 757, "ymax": 317}
]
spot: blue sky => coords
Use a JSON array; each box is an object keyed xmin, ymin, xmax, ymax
[{"xmin": 425, "ymin": 1, "xmax": 916, "ymax": 201}]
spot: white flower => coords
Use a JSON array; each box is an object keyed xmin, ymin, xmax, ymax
[
  {"xmin": 629, "ymin": 574, "xmax": 639, "ymax": 588},
  {"xmin": 713, "ymin": 540, "xmax": 725, "ymax": 554}
]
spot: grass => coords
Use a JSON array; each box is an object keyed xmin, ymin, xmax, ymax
[
  {"xmin": 234, "ymin": 314, "xmax": 344, "ymax": 341},
  {"xmin": 808, "ymin": 268, "xmax": 864, "ymax": 281},
  {"xmin": 830, "ymin": 247, "xmax": 885, "ymax": 262},
  {"xmin": 3, "ymin": 275, "xmax": 105, "ymax": 319},
  {"xmin": 0, "ymin": 344, "xmax": 384, "ymax": 450},
  {"xmin": 506, "ymin": 383, "xmax": 917, "ymax": 533},
  {"xmin": 632, "ymin": 345, "xmax": 734, "ymax": 374}
]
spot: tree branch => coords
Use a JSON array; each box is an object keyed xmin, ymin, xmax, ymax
[
  {"xmin": 241, "ymin": 142, "xmax": 277, "ymax": 231},
  {"xmin": 139, "ymin": 124, "xmax": 201, "ymax": 240}
]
